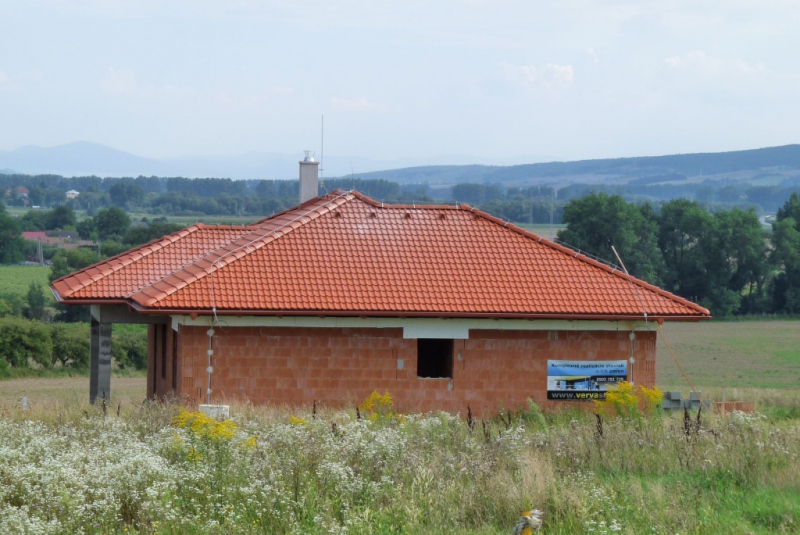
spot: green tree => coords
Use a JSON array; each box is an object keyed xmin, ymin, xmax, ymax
[
  {"xmin": 0, "ymin": 317, "xmax": 53, "ymax": 368},
  {"xmin": 0, "ymin": 293, "xmax": 24, "ymax": 317},
  {"xmin": 557, "ymin": 193, "xmax": 664, "ymax": 284},
  {"xmin": 76, "ymin": 218, "xmax": 97, "ymax": 240},
  {"xmin": 18, "ymin": 209, "xmax": 49, "ymax": 231},
  {"xmin": 698, "ymin": 208, "xmax": 769, "ymax": 316},
  {"xmin": 25, "ymin": 281, "xmax": 47, "ymax": 321},
  {"xmin": 657, "ymin": 199, "xmax": 713, "ymax": 301},
  {"xmin": 109, "ymin": 183, "xmax": 145, "ymax": 209},
  {"xmin": 771, "ymin": 193, "xmax": 800, "ymax": 313},
  {"xmin": 45, "ymin": 205, "xmax": 77, "ymax": 230},
  {"xmin": 49, "ymin": 248, "xmax": 101, "ymax": 283},
  {"xmin": 112, "ymin": 328, "xmax": 148, "ymax": 370},
  {"xmin": 0, "ymin": 213, "xmax": 25, "ymax": 264},
  {"xmin": 123, "ymin": 221, "xmax": 184, "ymax": 246},
  {"xmin": 50, "ymin": 323, "xmax": 90, "ymax": 368},
  {"xmin": 94, "ymin": 207, "xmax": 131, "ymax": 240}
]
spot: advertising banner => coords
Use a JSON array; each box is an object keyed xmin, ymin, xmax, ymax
[{"xmin": 547, "ymin": 360, "xmax": 628, "ymax": 401}]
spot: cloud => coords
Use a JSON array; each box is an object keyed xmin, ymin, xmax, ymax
[
  {"xmin": 503, "ymin": 62, "xmax": 574, "ymax": 93},
  {"xmin": 102, "ymin": 67, "xmax": 139, "ymax": 94},
  {"xmin": 587, "ymin": 47, "xmax": 599, "ymax": 64},
  {"xmin": 330, "ymin": 96, "xmax": 380, "ymax": 112}
]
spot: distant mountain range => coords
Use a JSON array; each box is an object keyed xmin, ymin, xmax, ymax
[
  {"xmin": 339, "ymin": 145, "xmax": 800, "ymax": 188},
  {"xmin": 1, "ymin": 141, "xmax": 799, "ymax": 188},
  {"xmin": 0, "ymin": 141, "xmax": 554, "ymax": 181}
]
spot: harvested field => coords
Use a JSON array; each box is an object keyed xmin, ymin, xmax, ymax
[
  {"xmin": 657, "ymin": 320, "xmax": 800, "ymax": 390},
  {"xmin": 0, "ymin": 376, "xmax": 146, "ymax": 410}
]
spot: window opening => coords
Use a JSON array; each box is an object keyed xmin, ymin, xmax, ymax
[{"xmin": 417, "ymin": 339, "xmax": 453, "ymax": 378}]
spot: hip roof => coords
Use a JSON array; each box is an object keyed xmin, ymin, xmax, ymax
[{"xmin": 51, "ymin": 191, "xmax": 710, "ymax": 321}]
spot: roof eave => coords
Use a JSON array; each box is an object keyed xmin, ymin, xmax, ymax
[{"xmin": 122, "ymin": 303, "xmax": 710, "ymax": 322}]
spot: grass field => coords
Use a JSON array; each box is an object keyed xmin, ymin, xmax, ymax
[
  {"xmin": 657, "ymin": 320, "xmax": 800, "ymax": 390},
  {"xmin": 0, "ymin": 375, "xmax": 146, "ymax": 408},
  {"xmin": 0, "ymin": 265, "xmax": 55, "ymax": 304}
]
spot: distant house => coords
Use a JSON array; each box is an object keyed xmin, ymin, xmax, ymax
[
  {"xmin": 21, "ymin": 232, "xmax": 48, "ymax": 241},
  {"xmin": 3, "ymin": 187, "xmax": 30, "ymax": 206},
  {"xmin": 22, "ymin": 231, "xmax": 93, "ymax": 250},
  {"xmin": 66, "ymin": 190, "xmax": 80, "ymax": 200},
  {"xmin": 53, "ymin": 183, "xmax": 710, "ymax": 413}
]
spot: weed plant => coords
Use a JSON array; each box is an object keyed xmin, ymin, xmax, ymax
[{"xmin": 0, "ymin": 392, "xmax": 798, "ymax": 534}]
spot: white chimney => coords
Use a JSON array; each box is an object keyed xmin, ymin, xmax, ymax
[{"xmin": 299, "ymin": 150, "xmax": 319, "ymax": 204}]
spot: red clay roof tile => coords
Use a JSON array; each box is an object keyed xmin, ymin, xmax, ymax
[{"xmin": 52, "ymin": 191, "xmax": 710, "ymax": 320}]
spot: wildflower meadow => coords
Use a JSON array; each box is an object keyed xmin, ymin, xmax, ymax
[{"xmin": 0, "ymin": 387, "xmax": 798, "ymax": 534}]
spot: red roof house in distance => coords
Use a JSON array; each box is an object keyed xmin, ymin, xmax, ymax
[{"xmin": 52, "ymin": 156, "xmax": 710, "ymax": 414}]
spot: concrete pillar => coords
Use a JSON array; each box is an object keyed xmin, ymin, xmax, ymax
[{"xmin": 90, "ymin": 319, "xmax": 112, "ymax": 404}]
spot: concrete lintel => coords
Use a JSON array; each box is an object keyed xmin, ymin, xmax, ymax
[
  {"xmin": 91, "ymin": 305, "xmax": 169, "ymax": 325},
  {"xmin": 172, "ymin": 315, "xmax": 656, "ymax": 338}
]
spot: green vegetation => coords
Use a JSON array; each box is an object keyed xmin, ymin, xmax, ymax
[
  {"xmin": 0, "ymin": 265, "xmax": 52, "ymax": 299},
  {"xmin": 0, "ymin": 318, "xmax": 148, "ymax": 375},
  {"xmin": 0, "ymin": 392, "xmax": 797, "ymax": 534}
]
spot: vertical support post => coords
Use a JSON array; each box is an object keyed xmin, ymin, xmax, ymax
[
  {"xmin": 146, "ymin": 325, "xmax": 156, "ymax": 398},
  {"xmin": 90, "ymin": 319, "xmax": 112, "ymax": 404}
]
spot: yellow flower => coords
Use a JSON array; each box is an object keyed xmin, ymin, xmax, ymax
[
  {"xmin": 288, "ymin": 415, "xmax": 308, "ymax": 425},
  {"xmin": 174, "ymin": 407, "xmax": 240, "ymax": 442},
  {"xmin": 359, "ymin": 390, "xmax": 393, "ymax": 413}
]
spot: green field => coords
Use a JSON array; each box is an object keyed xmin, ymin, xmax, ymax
[
  {"xmin": 0, "ymin": 265, "xmax": 54, "ymax": 302},
  {"xmin": 657, "ymin": 320, "xmax": 800, "ymax": 390}
]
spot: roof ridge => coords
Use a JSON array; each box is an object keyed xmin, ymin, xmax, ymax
[
  {"xmin": 130, "ymin": 192, "xmax": 355, "ymax": 308},
  {"xmin": 51, "ymin": 225, "xmax": 203, "ymax": 297}
]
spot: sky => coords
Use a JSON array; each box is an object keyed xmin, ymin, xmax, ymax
[{"xmin": 1, "ymin": 0, "xmax": 799, "ymax": 164}]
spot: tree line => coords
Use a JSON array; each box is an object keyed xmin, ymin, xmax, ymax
[
  {"xmin": 4, "ymin": 171, "xmax": 799, "ymax": 218},
  {"xmin": 556, "ymin": 192, "xmax": 800, "ymax": 317}
]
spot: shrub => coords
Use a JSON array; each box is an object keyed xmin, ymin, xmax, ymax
[
  {"xmin": 0, "ymin": 317, "xmax": 53, "ymax": 368},
  {"xmin": 50, "ymin": 323, "xmax": 90, "ymax": 368},
  {"xmin": 112, "ymin": 328, "xmax": 148, "ymax": 370}
]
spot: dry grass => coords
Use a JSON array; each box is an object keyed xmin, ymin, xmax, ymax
[
  {"xmin": 0, "ymin": 376, "xmax": 146, "ymax": 415},
  {"xmin": 657, "ymin": 320, "xmax": 800, "ymax": 390}
]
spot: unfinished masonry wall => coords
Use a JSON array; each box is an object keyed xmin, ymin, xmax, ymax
[{"xmin": 176, "ymin": 326, "xmax": 656, "ymax": 415}]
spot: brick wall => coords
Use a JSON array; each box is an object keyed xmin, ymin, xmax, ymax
[{"xmin": 175, "ymin": 325, "xmax": 657, "ymax": 416}]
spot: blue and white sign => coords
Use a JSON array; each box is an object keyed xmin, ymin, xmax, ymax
[{"xmin": 547, "ymin": 360, "xmax": 628, "ymax": 401}]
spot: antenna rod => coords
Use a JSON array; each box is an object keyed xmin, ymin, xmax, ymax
[{"xmin": 320, "ymin": 114, "xmax": 324, "ymax": 181}]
